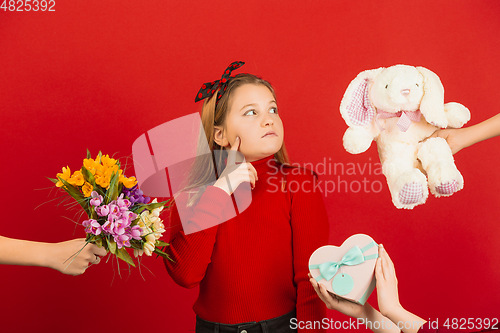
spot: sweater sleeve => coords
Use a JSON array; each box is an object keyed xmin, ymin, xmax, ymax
[
  {"xmin": 163, "ymin": 185, "xmax": 233, "ymax": 289},
  {"xmin": 289, "ymin": 172, "xmax": 330, "ymax": 332}
]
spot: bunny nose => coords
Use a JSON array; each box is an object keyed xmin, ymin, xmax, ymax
[{"xmin": 401, "ymin": 89, "xmax": 410, "ymax": 96}]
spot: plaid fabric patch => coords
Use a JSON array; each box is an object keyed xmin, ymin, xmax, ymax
[
  {"xmin": 435, "ymin": 180, "xmax": 458, "ymax": 195},
  {"xmin": 347, "ymin": 79, "xmax": 375, "ymax": 126},
  {"xmin": 399, "ymin": 182, "xmax": 423, "ymax": 205},
  {"xmin": 376, "ymin": 110, "xmax": 422, "ymax": 132}
]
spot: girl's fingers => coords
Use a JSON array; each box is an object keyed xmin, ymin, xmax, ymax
[
  {"xmin": 248, "ymin": 163, "xmax": 258, "ymax": 181},
  {"xmin": 227, "ymin": 137, "xmax": 240, "ymax": 166}
]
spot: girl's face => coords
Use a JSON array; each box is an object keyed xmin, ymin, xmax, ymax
[{"xmin": 215, "ymin": 83, "xmax": 284, "ymax": 162}]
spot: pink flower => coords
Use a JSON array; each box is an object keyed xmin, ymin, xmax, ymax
[
  {"xmin": 116, "ymin": 194, "xmax": 131, "ymax": 211},
  {"xmin": 96, "ymin": 204, "xmax": 110, "ymax": 217},
  {"xmin": 102, "ymin": 221, "xmax": 114, "ymax": 235},
  {"xmin": 130, "ymin": 225, "xmax": 142, "ymax": 240},
  {"xmin": 114, "ymin": 234, "xmax": 131, "ymax": 249},
  {"xmin": 112, "ymin": 218, "xmax": 130, "ymax": 235},
  {"xmin": 121, "ymin": 210, "xmax": 137, "ymax": 222},
  {"xmin": 108, "ymin": 204, "xmax": 120, "ymax": 215},
  {"xmin": 107, "ymin": 212, "xmax": 120, "ymax": 223},
  {"xmin": 90, "ymin": 191, "xmax": 103, "ymax": 207},
  {"xmin": 82, "ymin": 219, "xmax": 102, "ymax": 236}
]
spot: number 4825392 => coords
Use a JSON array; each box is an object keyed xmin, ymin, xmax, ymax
[{"xmin": 1, "ymin": 0, "xmax": 55, "ymax": 11}]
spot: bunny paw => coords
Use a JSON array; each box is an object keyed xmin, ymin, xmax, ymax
[
  {"xmin": 435, "ymin": 180, "xmax": 459, "ymax": 195},
  {"xmin": 398, "ymin": 183, "xmax": 424, "ymax": 205}
]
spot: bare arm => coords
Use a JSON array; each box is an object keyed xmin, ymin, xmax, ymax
[
  {"xmin": 375, "ymin": 245, "xmax": 425, "ymax": 333},
  {"xmin": 427, "ymin": 113, "xmax": 500, "ymax": 154},
  {"xmin": 0, "ymin": 236, "xmax": 107, "ymax": 275},
  {"xmin": 309, "ymin": 273, "xmax": 400, "ymax": 333}
]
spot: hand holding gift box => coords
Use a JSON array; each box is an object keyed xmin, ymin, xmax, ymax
[{"xmin": 309, "ymin": 234, "xmax": 378, "ymax": 305}]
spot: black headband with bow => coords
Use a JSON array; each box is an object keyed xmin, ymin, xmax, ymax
[{"xmin": 195, "ymin": 61, "xmax": 245, "ymax": 104}]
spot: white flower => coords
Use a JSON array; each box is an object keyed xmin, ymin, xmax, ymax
[{"xmin": 136, "ymin": 199, "xmax": 165, "ymax": 256}]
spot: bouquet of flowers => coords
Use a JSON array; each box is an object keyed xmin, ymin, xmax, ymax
[{"xmin": 49, "ymin": 150, "xmax": 172, "ymax": 267}]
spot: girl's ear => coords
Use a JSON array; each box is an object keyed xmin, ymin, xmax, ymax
[
  {"xmin": 213, "ymin": 126, "xmax": 229, "ymax": 147},
  {"xmin": 340, "ymin": 67, "xmax": 384, "ymax": 127},
  {"xmin": 416, "ymin": 66, "xmax": 448, "ymax": 128}
]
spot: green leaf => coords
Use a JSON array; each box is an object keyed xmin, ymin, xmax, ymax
[
  {"xmin": 105, "ymin": 171, "xmax": 121, "ymax": 204},
  {"xmin": 116, "ymin": 248, "xmax": 136, "ymax": 267},
  {"xmin": 155, "ymin": 240, "xmax": 169, "ymax": 247},
  {"xmin": 56, "ymin": 176, "xmax": 89, "ymax": 214},
  {"xmin": 106, "ymin": 237, "xmax": 117, "ymax": 254},
  {"xmin": 81, "ymin": 165, "xmax": 96, "ymax": 188},
  {"xmin": 48, "ymin": 177, "xmax": 58, "ymax": 184},
  {"xmin": 86, "ymin": 149, "xmax": 91, "ymax": 159},
  {"xmin": 136, "ymin": 200, "xmax": 169, "ymax": 212},
  {"xmin": 129, "ymin": 239, "xmax": 143, "ymax": 250},
  {"xmin": 153, "ymin": 247, "xmax": 174, "ymax": 262}
]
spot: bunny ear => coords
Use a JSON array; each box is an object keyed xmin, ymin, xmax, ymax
[
  {"xmin": 416, "ymin": 66, "xmax": 448, "ymax": 128},
  {"xmin": 348, "ymin": 79, "xmax": 374, "ymax": 126},
  {"xmin": 340, "ymin": 68, "xmax": 384, "ymax": 127}
]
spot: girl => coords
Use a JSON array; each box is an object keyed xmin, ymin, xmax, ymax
[{"xmin": 163, "ymin": 61, "xmax": 330, "ymax": 332}]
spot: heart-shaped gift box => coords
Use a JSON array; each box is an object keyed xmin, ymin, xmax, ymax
[{"xmin": 308, "ymin": 234, "xmax": 378, "ymax": 305}]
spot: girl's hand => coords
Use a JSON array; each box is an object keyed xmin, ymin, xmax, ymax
[
  {"xmin": 375, "ymin": 244, "xmax": 402, "ymax": 319},
  {"xmin": 309, "ymin": 273, "xmax": 368, "ymax": 319},
  {"xmin": 213, "ymin": 137, "xmax": 258, "ymax": 195},
  {"xmin": 48, "ymin": 238, "xmax": 107, "ymax": 276}
]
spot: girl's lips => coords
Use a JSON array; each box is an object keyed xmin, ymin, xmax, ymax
[{"xmin": 262, "ymin": 132, "xmax": 277, "ymax": 138}]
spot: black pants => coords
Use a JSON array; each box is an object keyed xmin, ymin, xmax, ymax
[{"xmin": 195, "ymin": 310, "xmax": 297, "ymax": 333}]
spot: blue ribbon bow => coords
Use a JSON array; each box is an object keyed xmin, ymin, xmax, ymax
[{"xmin": 309, "ymin": 241, "xmax": 378, "ymax": 282}]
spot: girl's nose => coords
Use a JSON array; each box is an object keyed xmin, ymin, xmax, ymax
[{"xmin": 262, "ymin": 114, "xmax": 274, "ymax": 126}]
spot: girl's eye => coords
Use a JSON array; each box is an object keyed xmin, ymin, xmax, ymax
[
  {"xmin": 270, "ymin": 107, "xmax": 278, "ymax": 114},
  {"xmin": 245, "ymin": 110, "xmax": 256, "ymax": 116}
]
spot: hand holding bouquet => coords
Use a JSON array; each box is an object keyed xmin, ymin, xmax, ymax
[{"xmin": 50, "ymin": 151, "xmax": 172, "ymax": 267}]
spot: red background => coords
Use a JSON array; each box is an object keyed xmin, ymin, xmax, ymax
[{"xmin": 1, "ymin": 0, "xmax": 499, "ymax": 332}]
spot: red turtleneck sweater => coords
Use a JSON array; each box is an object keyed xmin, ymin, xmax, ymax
[{"xmin": 164, "ymin": 155, "xmax": 329, "ymax": 331}]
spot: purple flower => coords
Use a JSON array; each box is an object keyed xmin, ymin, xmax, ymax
[
  {"xmin": 82, "ymin": 219, "xmax": 102, "ymax": 236},
  {"xmin": 90, "ymin": 191, "xmax": 103, "ymax": 207},
  {"xmin": 95, "ymin": 204, "xmax": 110, "ymax": 217},
  {"xmin": 121, "ymin": 184, "xmax": 150, "ymax": 205},
  {"xmin": 114, "ymin": 234, "xmax": 132, "ymax": 249}
]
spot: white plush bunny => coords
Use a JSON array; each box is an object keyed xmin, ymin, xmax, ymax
[{"xmin": 340, "ymin": 65, "xmax": 470, "ymax": 209}]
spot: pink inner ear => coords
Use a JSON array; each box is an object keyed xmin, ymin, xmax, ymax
[{"xmin": 347, "ymin": 79, "xmax": 375, "ymax": 126}]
